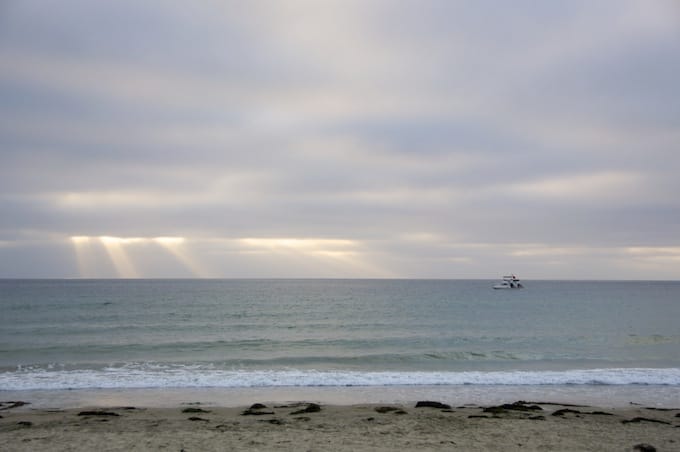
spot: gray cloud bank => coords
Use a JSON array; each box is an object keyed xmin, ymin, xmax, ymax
[{"xmin": 1, "ymin": 0, "xmax": 679, "ymax": 279}]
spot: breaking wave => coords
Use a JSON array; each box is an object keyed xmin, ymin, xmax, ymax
[{"xmin": 2, "ymin": 365, "xmax": 679, "ymax": 390}]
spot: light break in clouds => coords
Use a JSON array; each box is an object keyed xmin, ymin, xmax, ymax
[{"xmin": 1, "ymin": 0, "xmax": 679, "ymax": 279}]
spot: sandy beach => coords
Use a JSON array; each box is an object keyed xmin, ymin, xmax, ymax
[{"xmin": 2, "ymin": 399, "xmax": 678, "ymax": 451}]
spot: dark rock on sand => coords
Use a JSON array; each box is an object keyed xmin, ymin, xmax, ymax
[
  {"xmin": 505, "ymin": 401, "xmax": 543, "ymax": 411},
  {"xmin": 77, "ymin": 410, "xmax": 120, "ymax": 417},
  {"xmin": 415, "ymin": 401, "xmax": 452, "ymax": 409},
  {"xmin": 290, "ymin": 403, "xmax": 321, "ymax": 415},
  {"xmin": 0, "ymin": 401, "xmax": 30, "ymax": 410},
  {"xmin": 17, "ymin": 421, "xmax": 33, "ymax": 427},
  {"xmin": 182, "ymin": 407, "xmax": 211, "ymax": 414},
  {"xmin": 375, "ymin": 406, "xmax": 399, "ymax": 413},
  {"xmin": 484, "ymin": 401, "xmax": 543, "ymax": 414},
  {"xmin": 375, "ymin": 406, "xmax": 408, "ymax": 415},
  {"xmin": 552, "ymin": 409, "xmax": 582, "ymax": 416},
  {"xmin": 241, "ymin": 403, "xmax": 275, "ymax": 416},
  {"xmin": 552, "ymin": 408, "xmax": 613, "ymax": 417},
  {"xmin": 481, "ymin": 402, "xmax": 541, "ymax": 415},
  {"xmin": 242, "ymin": 408, "xmax": 275, "ymax": 416},
  {"xmin": 187, "ymin": 416, "xmax": 210, "ymax": 422},
  {"xmin": 633, "ymin": 444, "xmax": 657, "ymax": 452},
  {"xmin": 482, "ymin": 406, "xmax": 506, "ymax": 414},
  {"xmin": 622, "ymin": 417, "xmax": 671, "ymax": 425}
]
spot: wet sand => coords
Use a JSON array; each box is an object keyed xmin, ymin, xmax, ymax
[{"xmin": 2, "ymin": 400, "xmax": 678, "ymax": 451}]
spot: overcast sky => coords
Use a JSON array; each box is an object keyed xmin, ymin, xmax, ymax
[{"xmin": 1, "ymin": 0, "xmax": 679, "ymax": 279}]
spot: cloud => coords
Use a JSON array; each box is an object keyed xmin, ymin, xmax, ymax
[
  {"xmin": 508, "ymin": 171, "xmax": 644, "ymax": 203},
  {"xmin": 1, "ymin": 0, "xmax": 679, "ymax": 278}
]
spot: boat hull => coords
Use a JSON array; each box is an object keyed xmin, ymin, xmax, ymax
[{"xmin": 492, "ymin": 275, "xmax": 523, "ymax": 289}]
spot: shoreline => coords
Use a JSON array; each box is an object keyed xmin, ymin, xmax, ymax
[
  {"xmin": 3, "ymin": 384, "xmax": 680, "ymax": 410},
  {"xmin": 2, "ymin": 399, "xmax": 678, "ymax": 451}
]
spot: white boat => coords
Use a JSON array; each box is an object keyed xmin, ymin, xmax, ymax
[{"xmin": 493, "ymin": 274, "xmax": 523, "ymax": 289}]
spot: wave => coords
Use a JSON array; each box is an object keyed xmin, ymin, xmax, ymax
[{"xmin": 2, "ymin": 365, "xmax": 679, "ymax": 390}]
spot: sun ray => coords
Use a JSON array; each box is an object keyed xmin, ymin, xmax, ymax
[
  {"xmin": 153, "ymin": 237, "xmax": 212, "ymax": 278},
  {"xmin": 237, "ymin": 237, "xmax": 392, "ymax": 278},
  {"xmin": 312, "ymin": 250, "xmax": 394, "ymax": 278},
  {"xmin": 98, "ymin": 236, "xmax": 140, "ymax": 278},
  {"xmin": 70, "ymin": 236, "xmax": 97, "ymax": 278},
  {"xmin": 69, "ymin": 235, "xmax": 388, "ymax": 278}
]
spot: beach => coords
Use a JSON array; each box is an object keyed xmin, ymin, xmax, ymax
[{"xmin": 2, "ymin": 398, "xmax": 679, "ymax": 451}]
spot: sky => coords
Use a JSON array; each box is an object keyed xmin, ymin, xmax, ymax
[{"xmin": 1, "ymin": 0, "xmax": 679, "ymax": 279}]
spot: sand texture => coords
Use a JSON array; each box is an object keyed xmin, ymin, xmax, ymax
[{"xmin": 1, "ymin": 400, "xmax": 679, "ymax": 451}]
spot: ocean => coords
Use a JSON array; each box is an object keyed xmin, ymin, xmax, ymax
[{"xmin": 1, "ymin": 279, "xmax": 679, "ymax": 407}]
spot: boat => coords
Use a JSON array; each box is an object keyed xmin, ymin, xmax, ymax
[{"xmin": 493, "ymin": 274, "xmax": 523, "ymax": 289}]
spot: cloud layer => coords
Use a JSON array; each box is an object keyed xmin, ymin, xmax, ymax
[{"xmin": 1, "ymin": 0, "xmax": 679, "ymax": 278}]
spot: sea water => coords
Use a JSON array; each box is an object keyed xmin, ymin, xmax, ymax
[{"xmin": 1, "ymin": 279, "xmax": 679, "ymax": 406}]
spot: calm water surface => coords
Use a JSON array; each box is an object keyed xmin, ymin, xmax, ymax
[{"xmin": 1, "ymin": 279, "xmax": 679, "ymax": 391}]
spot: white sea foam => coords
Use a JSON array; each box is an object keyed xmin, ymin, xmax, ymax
[{"xmin": 2, "ymin": 366, "xmax": 679, "ymax": 390}]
